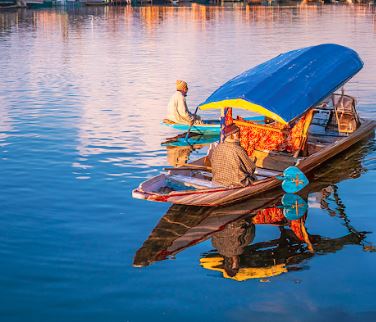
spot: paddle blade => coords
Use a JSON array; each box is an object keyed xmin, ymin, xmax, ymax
[
  {"xmin": 281, "ymin": 194, "xmax": 308, "ymax": 220},
  {"xmin": 281, "ymin": 166, "xmax": 309, "ymax": 193}
]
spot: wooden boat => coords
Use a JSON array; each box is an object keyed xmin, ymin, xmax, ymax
[
  {"xmin": 161, "ymin": 133, "xmax": 219, "ymax": 147},
  {"xmin": 133, "ymin": 44, "xmax": 375, "ymax": 207},
  {"xmin": 134, "ymin": 141, "xmax": 373, "ymax": 270},
  {"xmin": 162, "ymin": 116, "xmax": 263, "ymax": 134},
  {"xmin": 162, "ymin": 119, "xmax": 221, "ymax": 134}
]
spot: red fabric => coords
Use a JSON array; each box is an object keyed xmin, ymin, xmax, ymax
[
  {"xmin": 253, "ymin": 207, "xmax": 308, "ymax": 242},
  {"xmin": 225, "ymin": 108, "xmax": 233, "ymax": 126},
  {"xmin": 290, "ymin": 219, "xmax": 305, "ymax": 241},
  {"xmin": 286, "ymin": 114, "xmax": 306, "ymax": 152},
  {"xmin": 239, "ymin": 123, "xmax": 286, "ymax": 156},
  {"xmin": 235, "ymin": 115, "xmax": 307, "ymax": 156},
  {"xmin": 253, "ymin": 207, "xmax": 285, "ymax": 224}
]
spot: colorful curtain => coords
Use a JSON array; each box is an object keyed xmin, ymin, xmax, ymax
[
  {"xmin": 253, "ymin": 207, "xmax": 285, "ymax": 224},
  {"xmin": 253, "ymin": 207, "xmax": 309, "ymax": 243},
  {"xmin": 236, "ymin": 114, "xmax": 308, "ymax": 156}
]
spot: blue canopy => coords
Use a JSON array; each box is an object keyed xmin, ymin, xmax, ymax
[{"xmin": 199, "ymin": 44, "xmax": 363, "ymax": 124}]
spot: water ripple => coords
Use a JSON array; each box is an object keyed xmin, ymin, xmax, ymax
[{"xmin": 1, "ymin": 5, "xmax": 376, "ymax": 321}]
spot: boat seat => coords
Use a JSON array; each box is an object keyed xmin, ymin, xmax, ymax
[
  {"xmin": 168, "ymin": 175, "xmax": 224, "ymax": 189},
  {"xmin": 254, "ymin": 167, "xmax": 280, "ymax": 177},
  {"xmin": 199, "ymin": 168, "xmax": 280, "ymax": 178},
  {"xmin": 168, "ymin": 168, "xmax": 277, "ymax": 190},
  {"xmin": 251, "ymin": 149, "xmax": 297, "ymax": 172},
  {"xmin": 309, "ymin": 109, "xmax": 332, "ymax": 135},
  {"xmin": 334, "ymin": 96, "xmax": 360, "ymax": 133},
  {"xmin": 195, "ymin": 169, "xmax": 276, "ymax": 181}
]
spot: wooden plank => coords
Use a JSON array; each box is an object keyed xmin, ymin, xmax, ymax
[
  {"xmin": 252, "ymin": 149, "xmax": 296, "ymax": 171},
  {"xmin": 169, "ymin": 175, "xmax": 222, "ymax": 189},
  {"xmin": 133, "ymin": 120, "xmax": 375, "ymax": 207},
  {"xmin": 299, "ymin": 119, "xmax": 375, "ymax": 174}
]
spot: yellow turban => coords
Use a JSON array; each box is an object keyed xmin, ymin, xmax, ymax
[{"xmin": 176, "ymin": 80, "xmax": 188, "ymax": 92}]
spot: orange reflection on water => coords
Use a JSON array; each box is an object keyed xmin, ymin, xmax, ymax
[
  {"xmin": 1, "ymin": 4, "xmax": 376, "ymax": 33},
  {"xmin": 1, "ymin": 4, "xmax": 376, "ymax": 168}
]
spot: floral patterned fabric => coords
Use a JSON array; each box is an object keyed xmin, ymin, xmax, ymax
[
  {"xmin": 290, "ymin": 219, "xmax": 305, "ymax": 241},
  {"xmin": 238, "ymin": 123, "xmax": 286, "ymax": 156},
  {"xmin": 253, "ymin": 207, "xmax": 308, "ymax": 243},
  {"xmin": 286, "ymin": 114, "xmax": 307, "ymax": 153},
  {"xmin": 225, "ymin": 108, "xmax": 233, "ymax": 126},
  {"xmin": 252, "ymin": 207, "xmax": 285, "ymax": 224},
  {"xmin": 235, "ymin": 114, "xmax": 308, "ymax": 156}
]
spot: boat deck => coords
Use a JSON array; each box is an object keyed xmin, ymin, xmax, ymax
[{"xmin": 133, "ymin": 118, "xmax": 375, "ymax": 206}]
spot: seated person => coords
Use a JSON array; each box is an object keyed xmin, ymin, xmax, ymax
[
  {"xmin": 166, "ymin": 80, "xmax": 202, "ymax": 125},
  {"xmin": 211, "ymin": 124, "xmax": 256, "ymax": 187}
]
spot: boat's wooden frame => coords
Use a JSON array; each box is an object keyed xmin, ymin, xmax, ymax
[
  {"xmin": 134, "ymin": 45, "xmax": 374, "ymax": 207},
  {"xmin": 133, "ymin": 140, "xmax": 372, "ymax": 268},
  {"xmin": 162, "ymin": 119, "xmax": 220, "ymax": 134},
  {"xmin": 132, "ymin": 116, "xmax": 375, "ymax": 207}
]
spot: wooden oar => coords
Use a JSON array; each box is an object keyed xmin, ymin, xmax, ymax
[
  {"xmin": 181, "ymin": 163, "xmax": 211, "ymax": 169},
  {"xmin": 185, "ymin": 106, "xmax": 200, "ymax": 140},
  {"xmin": 164, "ymin": 163, "xmax": 212, "ymax": 172},
  {"xmin": 162, "ymin": 132, "xmax": 200, "ymax": 145}
]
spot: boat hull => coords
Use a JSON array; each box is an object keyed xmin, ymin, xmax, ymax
[
  {"xmin": 162, "ymin": 116, "xmax": 264, "ymax": 134},
  {"xmin": 163, "ymin": 122, "xmax": 220, "ymax": 134},
  {"xmin": 133, "ymin": 119, "xmax": 375, "ymax": 207}
]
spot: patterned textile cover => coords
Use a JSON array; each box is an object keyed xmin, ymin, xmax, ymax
[
  {"xmin": 290, "ymin": 219, "xmax": 306, "ymax": 241},
  {"xmin": 253, "ymin": 207, "xmax": 308, "ymax": 243},
  {"xmin": 252, "ymin": 207, "xmax": 285, "ymax": 224},
  {"xmin": 235, "ymin": 115, "xmax": 307, "ymax": 156},
  {"xmin": 225, "ymin": 108, "xmax": 233, "ymax": 126}
]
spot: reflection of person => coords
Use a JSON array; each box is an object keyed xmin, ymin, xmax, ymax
[
  {"xmin": 166, "ymin": 145, "xmax": 193, "ymax": 167},
  {"xmin": 210, "ymin": 124, "xmax": 256, "ymax": 187},
  {"xmin": 166, "ymin": 80, "xmax": 202, "ymax": 125},
  {"xmin": 212, "ymin": 219, "xmax": 255, "ymax": 277},
  {"xmin": 166, "ymin": 144, "xmax": 206, "ymax": 167}
]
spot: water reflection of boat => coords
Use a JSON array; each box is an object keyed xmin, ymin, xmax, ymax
[
  {"xmin": 162, "ymin": 133, "xmax": 218, "ymax": 167},
  {"xmin": 133, "ymin": 140, "xmax": 374, "ymax": 280},
  {"xmin": 133, "ymin": 44, "xmax": 375, "ymax": 206},
  {"xmin": 161, "ymin": 133, "xmax": 218, "ymax": 147},
  {"xmin": 200, "ymin": 222, "xmax": 364, "ymax": 281},
  {"xmin": 162, "ymin": 119, "xmax": 221, "ymax": 135}
]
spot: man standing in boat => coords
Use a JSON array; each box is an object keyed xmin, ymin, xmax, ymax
[
  {"xmin": 210, "ymin": 124, "xmax": 256, "ymax": 187},
  {"xmin": 166, "ymin": 80, "xmax": 202, "ymax": 125}
]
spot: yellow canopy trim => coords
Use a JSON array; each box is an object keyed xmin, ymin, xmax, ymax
[{"xmin": 199, "ymin": 99, "xmax": 288, "ymax": 125}]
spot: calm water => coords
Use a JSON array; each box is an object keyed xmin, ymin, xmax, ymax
[{"xmin": 1, "ymin": 4, "xmax": 376, "ymax": 322}]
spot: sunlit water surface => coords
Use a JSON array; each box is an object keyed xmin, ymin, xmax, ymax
[{"xmin": 1, "ymin": 4, "xmax": 376, "ymax": 322}]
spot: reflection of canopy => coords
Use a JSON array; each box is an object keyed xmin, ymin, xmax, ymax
[
  {"xmin": 199, "ymin": 44, "xmax": 363, "ymax": 124},
  {"xmin": 200, "ymin": 257, "xmax": 287, "ymax": 281}
]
